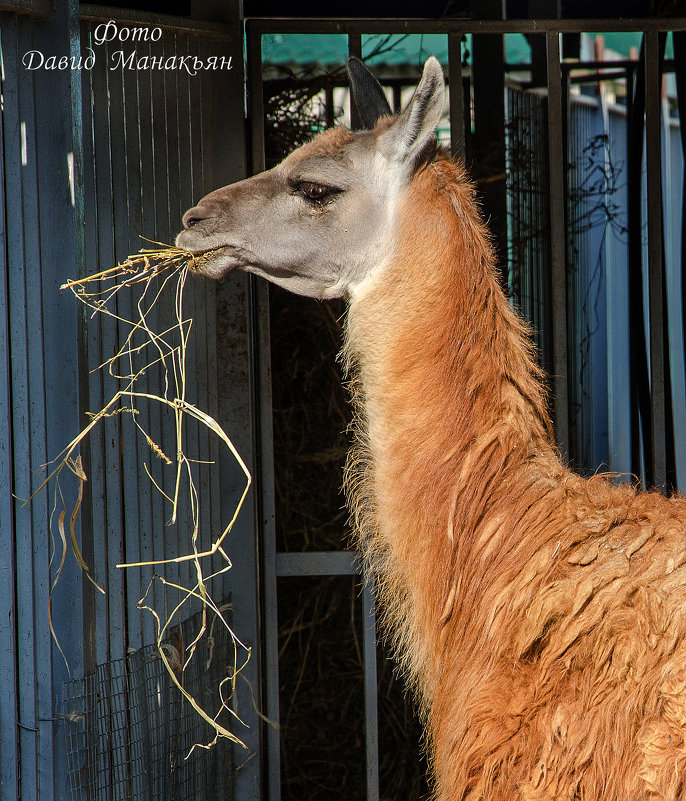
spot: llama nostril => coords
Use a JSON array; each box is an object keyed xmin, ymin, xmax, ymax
[{"xmin": 182, "ymin": 206, "xmax": 208, "ymax": 230}]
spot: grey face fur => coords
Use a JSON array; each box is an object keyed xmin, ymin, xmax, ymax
[{"xmin": 175, "ymin": 57, "xmax": 445, "ymax": 299}]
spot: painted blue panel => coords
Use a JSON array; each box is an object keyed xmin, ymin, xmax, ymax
[
  {"xmin": 4, "ymin": 14, "xmax": 42, "ymax": 800},
  {"xmin": 77, "ymin": 25, "xmax": 110, "ymax": 676},
  {"xmin": 605, "ymin": 104, "xmax": 632, "ymax": 476},
  {"xmin": 567, "ymin": 96, "xmax": 610, "ymax": 473},
  {"xmin": 103, "ymin": 49, "xmax": 130, "ymax": 666},
  {"xmin": 115, "ymin": 42, "xmax": 146, "ymax": 655},
  {"xmin": 0, "ymin": 17, "xmax": 20, "ymax": 801},
  {"xmin": 86, "ymin": 33, "xmax": 120, "ymax": 671}
]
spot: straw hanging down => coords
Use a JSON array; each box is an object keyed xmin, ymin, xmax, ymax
[{"xmin": 37, "ymin": 241, "xmax": 253, "ymax": 753}]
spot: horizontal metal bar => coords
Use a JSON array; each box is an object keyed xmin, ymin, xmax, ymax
[
  {"xmin": 0, "ymin": 0, "xmax": 50, "ymax": 17},
  {"xmin": 275, "ymin": 551, "xmax": 359, "ymax": 577},
  {"xmin": 80, "ymin": 5, "xmax": 235, "ymax": 37},
  {"xmin": 246, "ymin": 17, "xmax": 686, "ymax": 36}
]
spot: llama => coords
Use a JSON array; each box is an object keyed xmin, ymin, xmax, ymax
[{"xmin": 177, "ymin": 57, "xmax": 686, "ymax": 800}]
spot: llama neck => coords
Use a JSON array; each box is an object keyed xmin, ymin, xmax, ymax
[{"xmin": 343, "ymin": 156, "xmax": 563, "ymax": 704}]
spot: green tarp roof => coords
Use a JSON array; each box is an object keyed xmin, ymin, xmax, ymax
[{"xmin": 262, "ymin": 31, "xmax": 667, "ymax": 67}]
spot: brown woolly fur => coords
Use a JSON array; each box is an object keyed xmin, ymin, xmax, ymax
[{"xmin": 343, "ymin": 147, "xmax": 686, "ymax": 800}]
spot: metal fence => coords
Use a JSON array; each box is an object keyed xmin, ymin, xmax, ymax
[{"xmin": 1, "ymin": 4, "xmax": 255, "ymax": 800}]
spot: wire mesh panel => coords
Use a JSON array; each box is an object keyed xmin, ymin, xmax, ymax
[
  {"xmin": 63, "ymin": 604, "xmax": 234, "ymax": 801},
  {"xmin": 505, "ymin": 87, "xmax": 553, "ymax": 374}
]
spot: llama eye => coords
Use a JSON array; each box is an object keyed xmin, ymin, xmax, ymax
[{"xmin": 299, "ymin": 182, "xmax": 333, "ymax": 201}]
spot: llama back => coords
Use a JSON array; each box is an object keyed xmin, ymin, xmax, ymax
[{"xmin": 431, "ymin": 470, "xmax": 686, "ymax": 801}]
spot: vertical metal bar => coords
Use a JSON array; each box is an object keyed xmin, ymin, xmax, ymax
[
  {"xmin": 0, "ymin": 19, "xmax": 21, "ymax": 801},
  {"xmin": 644, "ymin": 29, "xmax": 667, "ymax": 489},
  {"xmin": 246, "ymin": 23, "xmax": 281, "ymax": 801},
  {"xmin": 103, "ymin": 44, "xmax": 128, "ymax": 666},
  {"xmin": 11, "ymin": 19, "xmax": 44, "ymax": 800},
  {"xmin": 392, "ymin": 84, "xmax": 402, "ymax": 113},
  {"xmin": 78, "ymin": 20, "xmax": 103, "ymax": 675},
  {"xmin": 448, "ymin": 32, "xmax": 465, "ymax": 161},
  {"xmin": 119, "ymin": 27, "xmax": 145, "ymax": 654},
  {"xmin": 546, "ymin": 31, "xmax": 570, "ymax": 457},
  {"xmin": 348, "ymin": 31, "xmax": 362, "ymax": 59},
  {"xmin": 146, "ymin": 27, "xmax": 169, "ymax": 646},
  {"xmin": 626, "ymin": 47, "xmax": 652, "ymax": 484},
  {"xmin": 347, "ymin": 35, "xmax": 380, "ymax": 801},
  {"xmin": 675, "ymin": 32, "xmax": 686, "ymax": 491},
  {"xmin": 248, "ymin": 25, "xmax": 266, "ymax": 173},
  {"xmin": 325, "ymin": 84, "xmax": 335, "ymax": 128},
  {"xmin": 348, "ymin": 32, "xmax": 363, "ymax": 130},
  {"xmin": 362, "ymin": 583, "xmax": 380, "ymax": 801},
  {"xmin": 196, "ymin": 32, "xmax": 223, "ymax": 616},
  {"xmin": 35, "ymin": 1, "xmax": 89, "ymax": 793},
  {"xmin": 128, "ymin": 28, "xmax": 156, "ymax": 652},
  {"xmin": 472, "ymin": 32, "xmax": 507, "ymax": 265}
]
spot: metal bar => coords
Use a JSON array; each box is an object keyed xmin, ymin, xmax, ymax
[
  {"xmin": 0, "ymin": 18, "xmax": 21, "ymax": 800},
  {"xmin": 0, "ymin": 0, "xmax": 50, "ymax": 16},
  {"xmin": 173, "ymin": 30, "xmax": 199, "ymax": 629},
  {"xmin": 561, "ymin": 58, "xmax": 642, "ymax": 71},
  {"xmin": 78, "ymin": 20, "xmax": 104, "ymax": 675},
  {"xmin": 79, "ymin": 4, "xmax": 234, "ymax": 37},
  {"xmin": 250, "ymin": 275, "xmax": 278, "ymax": 801},
  {"xmin": 103, "ymin": 49, "xmax": 129, "ymax": 666},
  {"xmin": 276, "ymin": 551, "xmax": 359, "ymax": 577},
  {"xmin": 448, "ymin": 32, "xmax": 465, "ymax": 161},
  {"xmin": 348, "ymin": 31, "xmax": 362, "ymax": 130},
  {"xmin": 246, "ymin": 17, "xmax": 686, "ymax": 35},
  {"xmin": 472, "ymin": 32, "xmax": 507, "ymax": 266},
  {"xmin": 245, "ymin": 24, "xmax": 280, "ymax": 801},
  {"xmin": 118, "ymin": 30, "xmax": 145, "ymax": 654},
  {"xmin": 11, "ymin": 18, "xmax": 44, "ymax": 797},
  {"xmin": 546, "ymin": 31, "xmax": 570, "ymax": 457},
  {"xmin": 644, "ymin": 30, "xmax": 668, "ymax": 489},
  {"xmin": 146, "ymin": 27, "xmax": 171, "ymax": 645},
  {"xmin": 127, "ymin": 26, "xmax": 157, "ymax": 651},
  {"xmin": 362, "ymin": 582, "xmax": 379, "ymax": 801},
  {"xmin": 247, "ymin": 23, "xmax": 266, "ymax": 173},
  {"xmin": 675, "ymin": 32, "xmax": 686, "ymax": 490},
  {"xmin": 33, "ymin": 5, "xmax": 89, "ymax": 796},
  {"xmin": 626, "ymin": 38, "xmax": 652, "ymax": 484},
  {"xmin": 348, "ymin": 30, "xmax": 362, "ymax": 58}
]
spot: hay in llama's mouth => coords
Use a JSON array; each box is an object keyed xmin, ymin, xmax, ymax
[{"xmin": 181, "ymin": 244, "xmax": 251, "ymax": 279}]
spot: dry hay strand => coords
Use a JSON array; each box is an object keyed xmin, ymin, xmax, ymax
[{"xmin": 33, "ymin": 240, "xmax": 252, "ymax": 754}]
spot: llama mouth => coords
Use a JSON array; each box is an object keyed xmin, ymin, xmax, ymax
[
  {"xmin": 186, "ymin": 246, "xmax": 228, "ymax": 268},
  {"xmin": 184, "ymin": 245, "xmax": 248, "ymax": 278}
]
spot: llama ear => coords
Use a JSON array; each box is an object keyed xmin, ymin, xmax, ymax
[
  {"xmin": 347, "ymin": 57, "xmax": 392, "ymax": 130},
  {"xmin": 379, "ymin": 56, "xmax": 444, "ymax": 163}
]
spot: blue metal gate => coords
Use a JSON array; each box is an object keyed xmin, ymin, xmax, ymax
[{"xmin": 1, "ymin": 2, "xmax": 260, "ymax": 799}]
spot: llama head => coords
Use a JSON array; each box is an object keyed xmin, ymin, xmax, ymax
[{"xmin": 175, "ymin": 57, "xmax": 445, "ymax": 298}]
